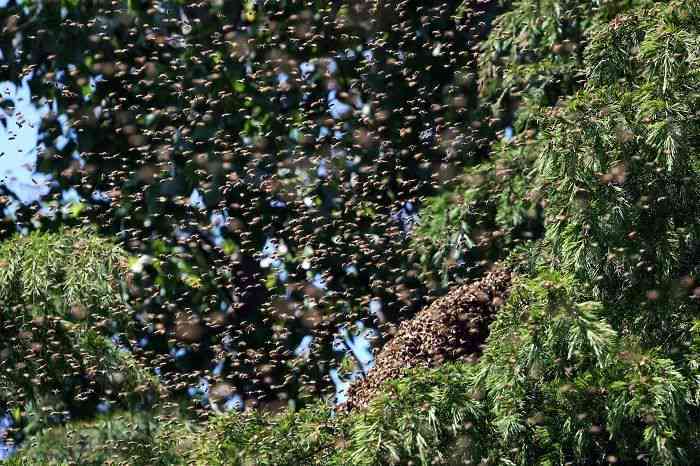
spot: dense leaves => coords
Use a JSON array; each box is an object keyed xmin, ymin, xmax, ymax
[{"xmin": 0, "ymin": 228, "xmax": 159, "ymax": 450}]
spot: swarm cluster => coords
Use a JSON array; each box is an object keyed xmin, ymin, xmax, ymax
[{"xmin": 344, "ymin": 267, "xmax": 510, "ymax": 409}]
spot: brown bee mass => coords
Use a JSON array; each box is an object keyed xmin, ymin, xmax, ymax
[{"xmin": 344, "ymin": 266, "xmax": 510, "ymax": 410}]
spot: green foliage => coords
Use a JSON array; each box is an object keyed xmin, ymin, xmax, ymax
[
  {"xmin": 414, "ymin": 135, "xmax": 542, "ymax": 286},
  {"xmin": 11, "ymin": 364, "xmax": 490, "ymax": 466},
  {"xmin": 0, "ymin": 227, "xmax": 126, "ymax": 315},
  {"xmin": 4, "ymin": 412, "xmax": 183, "ymax": 466},
  {"xmin": 409, "ymin": 2, "xmax": 700, "ymax": 463},
  {"xmin": 9, "ymin": 301, "xmax": 700, "ymax": 465},
  {"xmin": 537, "ymin": 0, "xmax": 700, "ymax": 343},
  {"xmin": 416, "ymin": 0, "xmax": 662, "ymax": 288},
  {"xmin": 191, "ymin": 402, "xmax": 343, "ymax": 466},
  {"xmin": 478, "ymin": 0, "xmax": 656, "ymax": 131},
  {"xmin": 474, "ymin": 272, "xmax": 699, "ymax": 465},
  {"xmin": 177, "ymin": 272, "xmax": 697, "ymax": 465},
  {"xmin": 416, "ymin": 0, "xmax": 641, "ymax": 286},
  {"xmin": 341, "ymin": 363, "xmax": 489, "ymax": 466},
  {"xmin": 0, "ymin": 227, "xmax": 158, "ymax": 439}
]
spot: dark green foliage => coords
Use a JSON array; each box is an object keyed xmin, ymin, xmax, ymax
[
  {"xmin": 478, "ymin": 0, "xmax": 657, "ymax": 130},
  {"xmin": 9, "ymin": 364, "xmax": 488, "ymax": 465},
  {"xmin": 415, "ymin": 0, "xmax": 662, "ymax": 288},
  {"xmin": 414, "ymin": 135, "xmax": 541, "ymax": 286}
]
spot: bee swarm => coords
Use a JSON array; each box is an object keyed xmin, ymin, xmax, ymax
[{"xmin": 344, "ymin": 267, "xmax": 511, "ymax": 410}]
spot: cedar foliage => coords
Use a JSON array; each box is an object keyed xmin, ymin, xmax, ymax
[
  {"xmin": 0, "ymin": 228, "xmax": 160, "ymax": 450},
  {"xmin": 4, "ymin": 0, "xmax": 700, "ymax": 465}
]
